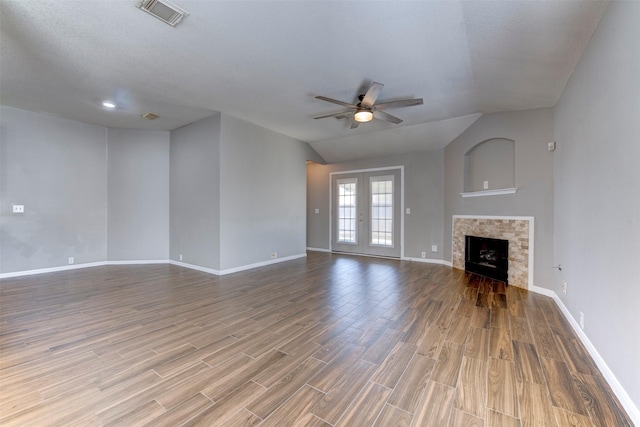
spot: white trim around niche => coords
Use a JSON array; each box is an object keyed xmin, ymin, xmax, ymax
[{"xmin": 460, "ymin": 188, "xmax": 518, "ymax": 197}]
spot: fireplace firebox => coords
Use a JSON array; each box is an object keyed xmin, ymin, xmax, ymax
[{"xmin": 465, "ymin": 235, "xmax": 509, "ymax": 283}]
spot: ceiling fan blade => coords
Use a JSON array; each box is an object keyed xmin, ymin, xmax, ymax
[
  {"xmin": 350, "ymin": 118, "xmax": 360, "ymax": 129},
  {"xmin": 374, "ymin": 110, "xmax": 403, "ymax": 124},
  {"xmin": 315, "ymin": 96, "xmax": 358, "ymax": 109},
  {"xmin": 314, "ymin": 110, "xmax": 353, "ymax": 120},
  {"xmin": 375, "ymin": 98, "xmax": 423, "ymax": 110},
  {"xmin": 360, "ymin": 82, "xmax": 384, "ymax": 108}
]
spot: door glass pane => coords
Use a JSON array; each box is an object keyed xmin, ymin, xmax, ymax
[
  {"xmin": 337, "ymin": 180, "xmax": 357, "ymax": 243},
  {"xmin": 370, "ymin": 176, "xmax": 393, "ymax": 246}
]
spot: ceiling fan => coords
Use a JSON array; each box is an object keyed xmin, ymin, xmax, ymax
[{"xmin": 313, "ymin": 82, "xmax": 423, "ymax": 129}]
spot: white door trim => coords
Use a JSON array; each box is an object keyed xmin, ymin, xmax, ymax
[{"xmin": 329, "ymin": 166, "xmax": 404, "ymax": 258}]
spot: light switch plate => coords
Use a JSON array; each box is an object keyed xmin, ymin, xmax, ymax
[
  {"xmin": 431, "ymin": 245, "xmax": 438, "ymax": 252},
  {"xmin": 12, "ymin": 204, "xmax": 25, "ymax": 213}
]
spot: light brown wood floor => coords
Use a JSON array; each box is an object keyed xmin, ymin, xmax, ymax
[{"xmin": 0, "ymin": 252, "xmax": 633, "ymax": 426}]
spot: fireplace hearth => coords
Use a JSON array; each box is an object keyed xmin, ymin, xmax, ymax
[{"xmin": 465, "ymin": 235, "xmax": 509, "ymax": 283}]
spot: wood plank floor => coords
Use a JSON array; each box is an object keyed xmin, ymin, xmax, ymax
[{"xmin": 0, "ymin": 252, "xmax": 633, "ymax": 426}]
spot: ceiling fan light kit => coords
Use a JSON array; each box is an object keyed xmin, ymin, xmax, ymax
[
  {"xmin": 354, "ymin": 109, "xmax": 373, "ymax": 123},
  {"xmin": 314, "ymin": 82, "xmax": 423, "ymax": 128}
]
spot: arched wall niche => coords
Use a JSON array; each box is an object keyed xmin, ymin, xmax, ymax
[{"xmin": 463, "ymin": 138, "xmax": 515, "ymax": 193}]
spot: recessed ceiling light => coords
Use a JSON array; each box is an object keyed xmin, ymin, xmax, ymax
[{"xmin": 102, "ymin": 101, "xmax": 116, "ymax": 108}]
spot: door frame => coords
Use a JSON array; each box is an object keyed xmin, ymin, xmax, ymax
[{"xmin": 329, "ymin": 166, "xmax": 404, "ymax": 258}]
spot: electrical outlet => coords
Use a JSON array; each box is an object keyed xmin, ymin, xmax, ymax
[
  {"xmin": 421, "ymin": 251, "xmax": 426, "ymax": 258},
  {"xmin": 431, "ymin": 245, "xmax": 438, "ymax": 252},
  {"xmin": 406, "ymin": 208, "xmax": 411, "ymax": 214},
  {"xmin": 561, "ymin": 280, "xmax": 567, "ymax": 295},
  {"xmin": 579, "ymin": 311, "xmax": 584, "ymax": 329},
  {"xmin": 179, "ymin": 254, "xmax": 183, "ymax": 261},
  {"xmin": 68, "ymin": 257, "xmax": 74, "ymax": 265},
  {"xmin": 271, "ymin": 252, "xmax": 277, "ymax": 259},
  {"xmin": 483, "ymin": 181, "xmax": 489, "ymax": 190},
  {"xmin": 314, "ymin": 208, "xmax": 319, "ymax": 214}
]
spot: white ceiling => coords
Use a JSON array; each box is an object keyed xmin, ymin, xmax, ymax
[{"xmin": 0, "ymin": 0, "xmax": 608, "ymax": 163}]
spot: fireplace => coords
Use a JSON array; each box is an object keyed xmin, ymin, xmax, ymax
[
  {"xmin": 453, "ymin": 216, "xmax": 532, "ymax": 289},
  {"xmin": 465, "ymin": 235, "xmax": 509, "ymax": 283}
]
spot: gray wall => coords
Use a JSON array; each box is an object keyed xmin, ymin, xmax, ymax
[
  {"xmin": 0, "ymin": 106, "xmax": 107, "ymax": 273},
  {"xmin": 306, "ymin": 149, "xmax": 445, "ymax": 260},
  {"xmin": 107, "ymin": 128, "xmax": 170, "ymax": 261},
  {"xmin": 553, "ymin": 0, "xmax": 640, "ymax": 409},
  {"xmin": 169, "ymin": 112, "xmax": 321, "ymax": 272},
  {"xmin": 2, "ymin": 107, "xmax": 321, "ymax": 275},
  {"xmin": 219, "ymin": 114, "xmax": 320, "ymax": 270},
  {"xmin": 170, "ymin": 114, "xmax": 221, "ymax": 270},
  {"xmin": 464, "ymin": 138, "xmax": 515, "ymax": 192},
  {"xmin": 444, "ymin": 108, "xmax": 554, "ymax": 288}
]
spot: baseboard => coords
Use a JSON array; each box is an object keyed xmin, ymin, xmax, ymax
[
  {"xmin": 169, "ymin": 260, "xmax": 222, "ymax": 275},
  {"xmin": 528, "ymin": 286, "xmax": 640, "ymax": 425},
  {"xmin": 218, "ymin": 253, "xmax": 307, "ymax": 275},
  {"xmin": 106, "ymin": 260, "xmax": 169, "ymax": 265},
  {"xmin": 528, "ymin": 284, "xmax": 556, "ymax": 297},
  {"xmin": 306, "ymin": 247, "xmax": 331, "ymax": 253},
  {"xmin": 0, "ymin": 261, "xmax": 107, "ymax": 279},
  {"xmin": 0, "ymin": 255, "xmax": 308, "ymax": 279},
  {"xmin": 402, "ymin": 257, "xmax": 452, "ymax": 267},
  {"xmin": 169, "ymin": 253, "xmax": 308, "ymax": 276}
]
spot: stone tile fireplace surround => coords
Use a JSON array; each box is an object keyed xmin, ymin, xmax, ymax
[{"xmin": 452, "ymin": 215, "xmax": 534, "ymax": 289}]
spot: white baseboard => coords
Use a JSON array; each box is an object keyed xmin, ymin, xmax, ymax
[
  {"xmin": 0, "ymin": 261, "xmax": 107, "ymax": 279},
  {"xmin": 528, "ymin": 285, "xmax": 640, "ymax": 425},
  {"xmin": 528, "ymin": 284, "xmax": 556, "ymax": 297},
  {"xmin": 169, "ymin": 253, "xmax": 307, "ymax": 276},
  {"xmin": 0, "ymin": 255, "xmax": 308, "ymax": 279},
  {"xmin": 0, "ymin": 260, "xmax": 182, "ymax": 279},
  {"xmin": 169, "ymin": 260, "xmax": 222, "ymax": 276},
  {"xmin": 402, "ymin": 257, "xmax": 452, "ymax": 267},
  {"xmin": 218, "ymin": 253, "xmax": 307, "ymax": 275},
  {"xmin": 106, "ymin": 260, "xmax": 169, "ymax": 265},
  {"xmin": 306, "ymin": 247, "xmax": 331, "ymax": 253}
]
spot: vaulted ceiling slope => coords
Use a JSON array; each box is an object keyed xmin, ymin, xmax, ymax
[{"xmin": 0, "ymin": 0, "xmax": 607, "ymax": 162}]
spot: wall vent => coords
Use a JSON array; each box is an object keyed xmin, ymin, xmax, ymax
[{"xmin": 139, "ymin": 0, "xmax": 188, "ymax": 27}]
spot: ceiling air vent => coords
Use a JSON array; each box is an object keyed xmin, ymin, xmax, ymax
[
  {"xmin": 141, "ymin": 112, "xmax": 160, "ymax": 120},
  {"xmin": 139, "ymin": 0, "xmax": 188, "ymax": 27}
]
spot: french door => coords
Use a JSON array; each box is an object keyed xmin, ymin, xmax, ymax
[{"xmin": 331, "ymin": 169, "xmax": 401, "ymax": 258}]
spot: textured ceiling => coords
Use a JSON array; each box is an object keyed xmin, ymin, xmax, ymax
[{"xmin": 0, "ymin": 0, "xmax": 608, "ymax": 162}]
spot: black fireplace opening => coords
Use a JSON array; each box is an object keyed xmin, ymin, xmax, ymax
[{"xmin": 465, "ymin": 235, "xmax": 509, "ymax": 283}]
